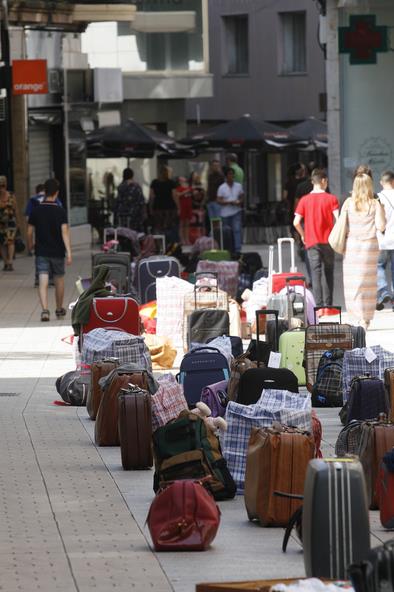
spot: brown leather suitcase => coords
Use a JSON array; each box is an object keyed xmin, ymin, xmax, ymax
[
  {"xmin": 244, "ymin": 425, "xmax": 315, "ymax": 526},
  {"xmin": 357, "ymin": 418, "xmax": 394, "ymax": 509},
  {"xmin": 88, "ymin": 358, "xmax": 119, "ymax": 420},
  {"xmin": 384, "ymin": 368, "xmax": 394, "ymax": 421},
  {"xmin": 118, "ymin": 385, "xmax": 153, "ymax": 470},
  {"xmin": 94, "ymin": 370, "xmax": 148, "ymax": 447}
]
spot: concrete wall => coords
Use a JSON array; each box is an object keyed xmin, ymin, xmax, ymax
[{"xmin": 186, "ymin": 0, "xmax": 326, "ymax": 123}]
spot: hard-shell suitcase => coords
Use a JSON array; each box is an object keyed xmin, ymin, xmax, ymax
[
  {"xmin": 303, "ymin": 458, "xmax": 370, "ymax": 580},
  {"xmin": 88, "ymin": 358, "xmax": 119, "ymax": 420},
  {"xmin": 118, "ymin": 385, "xmax": 153, "ymax": 470},
  {"xmin": 279, "ymin": 329, "xmax": 306, "ymax": 386},
  {"xmin": 378, "ymin": 449, "xmax": 394, "ymax": 529},
  {"xmin": 384, "ymin": 367, "xmax": 394, "ymax": 422},
  {"xmin": 81, "ymin": 297, "xmax": 140, "ymax": 337},
  {"xmin": 187, "ymin": 308, "xmax": 230, "ymax": 348},
  {"xmin": 137, "ymin": 255, "xmax": 180, "ymax": 304},
  {"xmin": 92, "ymin": 252, "xmax": 131, "ymax": 294},
  {"xmin": 244, "ymin": 426, "xmax": 315, "ymax": 527},
  {"xmin": 271, "ymin": 238, "xmax": 305, "ymax": 294},
  {"xmin": 357, "ymin": 419, "xmax": 394, "ymax": 509},
  {"xmin": 95, "ymin": 370, "xmax": 148, "ymax": 446},
  {"xmin": 178, "ymin": 347, "xmax": 230, "ymax": 408}
]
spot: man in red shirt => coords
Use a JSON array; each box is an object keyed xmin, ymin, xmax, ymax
[{"xmin": 293, "ymin": 169, "xmax": 339, "ymax": 309}]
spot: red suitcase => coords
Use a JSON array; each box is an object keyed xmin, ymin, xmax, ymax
[
  {"xmin": 271, "ymin": 238, "xmax": 305, "ymax": 294},
  {"xmin": 82, "ymin": 297, "xmax": 140, "ymax": 336}
]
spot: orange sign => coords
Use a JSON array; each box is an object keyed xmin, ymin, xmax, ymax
[{"xmin": 12, "ymin": 59, "xmax": 48, "ymax": 95}]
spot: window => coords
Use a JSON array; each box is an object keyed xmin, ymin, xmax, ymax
[
  {"xmin": 223, "ymin": 15, "xmax": 249, "ymax": 75},
  {"xmin": 280, "ymin": 12, "xmax": 306, "ymax": 75}
]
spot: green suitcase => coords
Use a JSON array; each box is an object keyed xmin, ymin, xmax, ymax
[{"xmin": 279, "ymin": 328, "xmax": 306, "ymax": 386}]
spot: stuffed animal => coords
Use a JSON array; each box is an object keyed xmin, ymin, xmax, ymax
[{"xmin": 190, "ymin": 401, "xmax": 227, "ymax": 432}]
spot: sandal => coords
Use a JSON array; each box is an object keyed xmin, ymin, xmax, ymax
[
  {"xmin": 41, "ymin": 309, "xmax": 50, "ymax": 322},
  {"xmin": 55, "ymin": 308, "xmax": 66, "ymax": 318}
]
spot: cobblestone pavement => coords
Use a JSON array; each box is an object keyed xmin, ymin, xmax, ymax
[{"xmin": 0, "ymin": 246, "xmax": 394, "ymax": 592}]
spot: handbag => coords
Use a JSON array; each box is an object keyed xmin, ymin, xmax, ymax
[
  {"xmin": 147, "ymin": 480, "xmax": 221, "ymax": 551},
  {"xmin": 328, "ymin": 207, "xmax": 348, "ymax": 255}
]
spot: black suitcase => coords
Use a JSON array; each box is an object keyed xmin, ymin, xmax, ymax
[
  {"xmin": 92, "ymin": 252, "xmax": 131, "ymax": 294},
  {"xmin": 303, "ymin": 458, "xmax": 370, "ymax": 580},
  {"xmin": 188, "ymin": 308, "xmax": 230, "ymax": 348},
  {"xmin": 237, "ymin": 366, "xmax": 299, "ymax": 405},
  {"xmin": 136, "ymin": 255, "xmax": 180, "ymax": 304}
]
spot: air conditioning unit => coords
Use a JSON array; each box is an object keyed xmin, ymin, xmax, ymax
[{"xmin": 48, "ymin": 69, "xmax": 63, "ymax": 94}]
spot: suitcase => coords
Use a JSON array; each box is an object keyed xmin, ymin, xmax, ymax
[
  {"xmin": 92, "ymin": 252, "xmax": 131, "ymax": 294},
  {"xmin": 384, "ymin": 367, "xmax": 394, "ymax": 422},
  {"xmin": 211, "ymin": 216, "xmax": 234, "ymax": 254},
  {"xmin": 278, "ymin": 276, "xmax": 307, "ymax": 386},
  {"xmin": 137, "ymin": 255, "xmax": 180, "ymax": 304},
  {"xmin": 352, "ymin": 325, "xmax": 366, "ymax": 348},
  {"xmin": 357, "ymin": 419, "xmax": 394, "ymax": 509},
  {"xmin": 94, "ymin": 370, "xmax": 148, "ymax": 446},
  {"xmin": 303, "ymin": 458, "xmax": 370, "ymax": 579},
  {"xmin": 118, "ymin": 385, "xmax": 153, "ymax": 470},
  {"xmin": 187, "ymin": 308, "xmax": 230, "ymax": 348},
  {"xmin": 178, "ymin": 347, "xmax": 230, "ymax": 408},
  {"xmin": 88, "ymin": 358, "xmax": 119, "ymax": 420},
  {"xmin": 347, "ymin": 375, "xmax": 389, "ymax": 424},
  {"xmin": 271, "ymin": 238, "xmax": 305, "ymax": 294},
  {"xmin": 237, "ymin": 367, "xmax": 299, "ymax": 406},
  {"xmin": 304, "ymin": 314, "xmax": 353, "ymax": 391},
  {"xmin": 378, "ymin": 449, "xmax": 394, "ymax": 528},
  {"xmin": 196, "ymin": 260, "xmax": 239, "ymax": 298},
  {"xmin": 244, "ymin": 426, "xmax": 315, "ymax": 527},
  {"xmin": 81, "ymin": 297, "xmax": 140, "ymax": 337}
]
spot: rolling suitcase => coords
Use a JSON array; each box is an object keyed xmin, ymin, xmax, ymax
[
  {"xmin": 81, "ymin": 297, "xmax": 140, "ymax": 337},
  {"xmin": 303, "ymin": 458, "xmax": 370, "ymax": 580},
  {"xmin": 244, "ymin": 425, "xmax": 315, "ymax": 527},
  {"xmin": 271, "ymin": 238, "xmax": 305, "ymax": 294},
  {"xmin": 279, "ymin": 276, "xmax": 307, "ymax": 386},
  {"xmin": 88, "ymin": 358, "xmax": 119, "ymax": 420},
  {"xmin": 178, "ymin": 347, "xmax": 230, "ymax": 408},
  {"xmin": 187, "ymin": 308, "xmax": 230, "ymax": 348},
  {"xmin": 200, "ymin": 218, "xmax": 231, "ymax": 261},
  {"xmin": 92, "ymin": 252, "xmax": 131, "ymax": 294},
  {"xmin": 137, "ymin": 255, "xmax": 180, "ymax": 304},
  {"xmin": 118, "ymin": 385, "xmax": 153, "ymax": 470},
  {"xmin": 95, "ymin": 369, "xmax": 148, "ymax": 446},
  {"xmin": 384, "ymin": 368, "xmax": 394, "ymax": 422}
]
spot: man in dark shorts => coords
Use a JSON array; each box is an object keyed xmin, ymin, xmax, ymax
[{"xmin": 27, "ymin": 178, "xmax": 72, "ymax": 322}]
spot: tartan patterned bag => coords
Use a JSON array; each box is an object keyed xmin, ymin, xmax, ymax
[
  {"xmin": 222, "ymin": 389, "xmax": 312, "ymax": 493},
  {"xmin": 196, "ymin": 260, "xmax": 239, "ymax": 298},
  {"xmin": 151, "ymin": 374, "xmax": 188, "ymax": 433},
  {"xmin": 81, "ymin": 327, "xmax": 152, "ymax": 370},
  {"xmin": 311, "ymin": 348, "xmax": 345, "ymax": 407},
  {"xmin": 342, "ymin": 346, "xmax": 394, "ymax": 402}
]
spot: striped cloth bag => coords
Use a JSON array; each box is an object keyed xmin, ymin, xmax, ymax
[
  {"xmin": 81, "ymin": 328, "xmax": 152, "ymax": 370},
  {"xmin": 151, "ymin": 374, "xmax": 188, "ymax": 433}
]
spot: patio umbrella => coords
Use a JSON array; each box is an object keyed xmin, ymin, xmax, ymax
[
  {"xmin": 287, "ymin": 117, "xmax": 327, "ymax": 148},
  {"xmin": 180, "ymin": 114, "xmax": 304, "ymax": 150},
  {"xmin": 86, "ymin": 119, "xmax": 176, "ymax": 158}
]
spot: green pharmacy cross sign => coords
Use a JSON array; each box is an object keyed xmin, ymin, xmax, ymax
[{"xmin": 339, "ymin": 15, "xmax": 388, "ymax": 65}]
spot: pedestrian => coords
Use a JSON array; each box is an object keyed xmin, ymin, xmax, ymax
[
  {"xmin": 225, "ymin": 153, "xmax": 244, "ymax": 184},
  {"xmin": 0, "ymin": 175, "xmax": 18, "ymax": 271},
  {"xmin": 175, "ymin": 176, "xmax": 192, "ymax": 245},
  {"xmin": 207, "ymin": 159, "xmax": 224, "ymax": 220},
  {"xmin": 27, "ymin": 178, "xmax": 72, "ymax": 322},
  {"xmin": 217, "ymin": 167, "xmax": 244, "ymax": 255},
  {"xmin": 149, "ymin": 166, "xmax": 178, "ymax": 240},
  {"xmin": 376, "ymin": 170, "xmax": 394, "ymax": 310},
  {"xmin": 342, "ymin": 172, "xmax": 386, "ymax": 330},
  {"xmin": 293, "ymin": 169, "xmax": 339, "ymax": 313},
  {"xmin": 115, "ymin": 168, "xmax": 146, "ymax": 231}
]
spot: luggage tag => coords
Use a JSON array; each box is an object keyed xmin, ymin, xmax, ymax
[
  {"xmin": 268, "ymin": 351, "xmax": 282, "ymax": 368},
  {"xmin": 365, "ymin": 347, "xmax": 377, "ymax": 364}
]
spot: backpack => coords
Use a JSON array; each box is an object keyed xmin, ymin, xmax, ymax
[
  {"xmin": 178, "ymin": 347, "xmax": 230, "ymax": 408},
  {"xmin": 347, "ymin": 375, "xmax": 389, "ymax": 423},
  {"xmin": 55, "ymin": 371, "xmax": 90, "ymax": 406},
  {"xmin": 312, "ymin": 348, "xmax": 345, "ymax": 408},
  {"xmin": 152, "ymin": 410, "xmax": 236, "ymax": 501}
]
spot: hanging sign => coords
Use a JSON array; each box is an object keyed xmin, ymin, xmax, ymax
[
  {"xmin": 339, "ymin": 15, "xmax": 388, "ymax": 65},
  {"xmin": 12, "ymin": 59, "xmax": 48, "ymax": 95}
]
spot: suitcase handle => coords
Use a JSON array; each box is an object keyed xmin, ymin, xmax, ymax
[
  {"xmin": 277, "ymin": 237, "xmax": 297, "ymax": 274},
  {"xmin": 286, "ymin": 276, "xmax": 307, "ymax": 326},
  {"xmin": 255, "ymin": 309, "xmax": 279, "ymax": 360},
  {"xmin": 188, "ymin": 346, "xmax": 221, "ymax": 356},
  {"xmin": 313, "ymin": 306, "xmax": 342, "ymax": 324}
]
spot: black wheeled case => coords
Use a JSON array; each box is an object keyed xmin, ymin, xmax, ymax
[
  {"xmin": 92, "ymin": 252, "xmax": 131, "ymax": 294},
  {"xmin": 303, "ymin": 458, "xmax": 370, "ymax": 580},
  {"xmin": 136, "ymin": 255, "xmax": 180, "ymax": 304}
]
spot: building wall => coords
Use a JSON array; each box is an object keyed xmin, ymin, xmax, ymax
[{"xmin": 187, "ymin": 0, "xmax": 326, "ymax": 123}]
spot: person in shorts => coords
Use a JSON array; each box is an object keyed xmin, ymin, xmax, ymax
[{"xmin": 27, "ymin": 178, "xmax": 72, "ymax": 322}]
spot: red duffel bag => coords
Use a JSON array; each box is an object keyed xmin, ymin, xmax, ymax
[{"xmin": 147, "ymin": 480, "xmax": 221, "ymax": 551}]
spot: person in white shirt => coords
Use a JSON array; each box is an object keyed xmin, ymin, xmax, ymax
[
  {"xmin": 216, "ymin": 167, "xmax": 244, "ymax": 254},
  {"xmin": 376, "ymin": 170, "xmax": 394, "ymax": 310}
]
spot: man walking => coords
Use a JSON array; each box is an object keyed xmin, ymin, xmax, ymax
[
  {"xmin": 115, "ymin": 168, "xmax": 145, "ymax": 231},
  {"xmin": 217, "ymin": 167, "xmax": 244, "ymax": 255},
  {"xmin": 293, "ymin": 169, "xmax": 339, "ymax": 312},
  {"xmin": 376, "ymin": 170, "xmax": 394, "ymax": 310},
  {"xmin": 27, "ymin": 178, "xmax": 72, "ymax": 322}
]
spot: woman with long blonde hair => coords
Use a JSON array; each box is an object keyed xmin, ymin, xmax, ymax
[{"xmin": 342, "ymin": 172, "xmax": 386, "ymax": 329}]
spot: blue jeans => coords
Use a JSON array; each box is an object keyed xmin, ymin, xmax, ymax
[
  {"xmin": 207, "ymin": 201, "xmax": 221, "ymax": 219},
  {"xmin": 377, "ymin": 249, "xmax": 394, "ymax": 299},
  {"xmin": 222, "ymin": 211, "xmax": 243, "ymax": 253}
]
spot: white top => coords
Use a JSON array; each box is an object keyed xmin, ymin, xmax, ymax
[
  {"xmin": 217, "ymin": 181, "xmax": 243, "ymax": 218},
  {"xmin": 377, "ymin": 189, "xmax": 394, "ymax": 250}
]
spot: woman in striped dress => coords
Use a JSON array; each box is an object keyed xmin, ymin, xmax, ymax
[{"xmin": 343, "ymin": 173, "xmax": 386, "ymax": 330}]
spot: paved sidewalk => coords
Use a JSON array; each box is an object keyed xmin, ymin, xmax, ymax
[{"xmin": 1, "ymin": 247, "xmax": 394, "ymax": 592}]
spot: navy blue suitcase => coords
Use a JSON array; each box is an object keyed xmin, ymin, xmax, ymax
[
  {"xmin": 178, "ymin": 347, "xmax": 230, "ymax": 408},
  {"xmin": 136, "ymin": 255, "xmax": 180, "ymax": 304}
]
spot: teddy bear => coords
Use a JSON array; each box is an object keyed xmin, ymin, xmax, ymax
[{"xmin": 190, "ymin": 401, "xmax": 227, "ymax": 433}]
